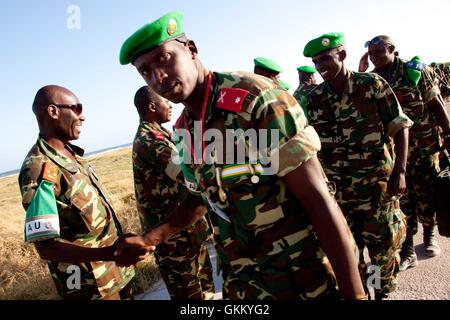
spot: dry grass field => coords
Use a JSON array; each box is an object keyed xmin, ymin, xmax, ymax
[{"xmin": 0, "ymin": 147, "xmax": 159, "ymax": 300}]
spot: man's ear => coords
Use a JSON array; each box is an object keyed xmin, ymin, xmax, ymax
[
  {"xmin": 338, "ymin": 49, "xmax": 347, "ymax": 62},
  {"xmin": 186, "ymin": 40, "xmax": 198, "ymax": 58},
  {"xmin": 47, "ymin": 104, "xmax": 59, "ymax": 120},
  {"xmin": 148, "ymin": 102, "xmax": 156, "ymax": 113}
]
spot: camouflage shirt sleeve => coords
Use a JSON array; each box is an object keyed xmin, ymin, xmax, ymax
[
  {"xmin": 419, "ymin": 66, "xmax": 441, "ymax": 104},
  {"xmin": 135, "ymin": 137, "xmax": 182, "ymax": 182},
  {"xmin": 250, "ymin": 88, "xmax": 321, "ymax": 177},
  {"xmin": 18, "ymin": 160, "xmax": 41, "ymax": 211},
  {"xmin": 372, "ymin": 74, "xmax": 414, "ymax": 137}
]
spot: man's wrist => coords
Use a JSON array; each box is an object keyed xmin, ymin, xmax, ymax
[
  {"xmin": 143, "ymin": 225, "xmax": 167, "ymax": 247},
  {"xmin": 100, "ymin": 246, "xmax": 116, "ymax": 261}
]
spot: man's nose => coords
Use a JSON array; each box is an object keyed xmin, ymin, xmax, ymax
[{"xmin": 151, "ymin": 68, "xmax": 167, "ymax": 84}]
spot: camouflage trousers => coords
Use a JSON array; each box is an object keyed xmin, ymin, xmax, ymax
[
  {"xmin": 339, "ymin": 193, "xmax": 406, "ymax": 295},
  {"xmin": 218, "ymin": 239, "xmax": 339, "ymax": 299},
  {"xmin": 400, "ymin": 150, "xmax": 440, "ymax": 235},
  {"xmin": 155, "ymin": 232, "xmax": 215, "ymax": 300}
]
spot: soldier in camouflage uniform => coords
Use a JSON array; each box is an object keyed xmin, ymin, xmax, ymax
[
  {"xmin": 117, "ymin": 11, "xmax": 366, "ymax": 300},
  {"xmin": 19, "ymin": 85, "xmax": 140, "ymax": 300},
  {"xmin": 303, "ymin": 33, "xmax": 413, "ymax": 300},
  {"xmin": 293, "ymin": 65, "xmax": 318, "ymax": 118},
  {"xmin": 430, "ymin": 62, "xmax": 450, "ymax": 103},
  {"xmin": 360, "ymin": 35, "xmax": 450, "ymax": 270},
  {"xmin": 132, "ymin": 86, "xmax": 215, "ymax": 300},
  {"xmin": 253, "ymin": 57, "xmax": 291, "ymax": 91},
  {"xmin": 293, "ymin": 66, "xmax": 317, "ymax": 101}
]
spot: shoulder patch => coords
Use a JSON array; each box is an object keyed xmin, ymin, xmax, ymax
[
  {"xmin": 216, "ymin": 88, "xmax": 249, "ymax": 113},
  {"xmin": 150, "ymin": 129, "xmax": 165, "ymax": 141},
  {"xmin": 42, "ymin": 162, "xmax": 59, "ymax": 184},
  {"xmin": 406, "ymin": 59, "xmax": 426, "ymax": 71}
]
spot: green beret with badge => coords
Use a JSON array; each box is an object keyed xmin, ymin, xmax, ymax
[
  {"xmin": 120, "ymin": 11, "xmax": 185, "ymax": 65},
  {"xmin": 297, "ymin": 66, "xmax": 317, "ymax": 74},
  {"xmin": 253, "ymin": 57, "xmax": 283, "ymax": 73},
  {"xmin": 303, "ymin": 32, "xmax": 346, "ymax": 58}
]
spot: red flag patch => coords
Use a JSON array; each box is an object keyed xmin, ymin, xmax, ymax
[
  {"xmin": 216, "ymin": 88, "xmax": 249, "ymax": 113},
  {"xmin": 150, "ymin": 129, "xmax": 166, "ymax": 141},
  {"xmin": 42, "ymin": 162, "xmax": 59, "ymax": 184}
]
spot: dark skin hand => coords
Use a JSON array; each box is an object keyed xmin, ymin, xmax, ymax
[
  {"xmin": 36, "ymin": 233, "xmax": 148, "ymax": 266},
  {"xmin": 387, "ymin": 128, "xmax": 409, "ymax": 198},
  {"xmin": 282, "ymin": 155, "xmax": 366, "ymax": 299},
  {"xmin": 114, "ymin": 195, "xmax": 207, "ymax": 259},
  {"xmin": 358, "ymin": 52, "xmax": 369, "ymax": 72}
]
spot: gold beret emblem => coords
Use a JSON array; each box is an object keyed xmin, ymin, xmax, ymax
[{"xmin": 167, "ymin": 18, "xmax": 177, "ymax": 36}]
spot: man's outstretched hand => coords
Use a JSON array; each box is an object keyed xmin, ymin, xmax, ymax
[{"xmin": 113, "ymin": 233, "xmax": 155, "ymax": 267}]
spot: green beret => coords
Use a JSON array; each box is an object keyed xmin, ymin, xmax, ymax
[
  {"xmin": 279, "ymin": 79, "xmax": 291, "ymax": 91},
  {"xmin": 120, "ymin": 11, "xmax": 185, "ymax": 65},
  {"xmin": 296, "ymin": 66, "xmax": 317, "ymax": 74},
  {"xmin": 253, "ymin": 57, "xmax": 283, "ymax": 73},
  {"xmin": 303, "ymin": 32, "xmax": 346, "ymax": 58}
]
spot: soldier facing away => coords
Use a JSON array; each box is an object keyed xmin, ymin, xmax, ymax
[
  {"xmin": 302, "ymin": 33, "xmax": 413, "ymax": 300},
  {"xmin": 253, "ymin": 56, "xmax": 291, "ymax": 91},
  {"xmin": 116, "ymin": 11, "xmax": 366, "ymax": 300},
  {"xmin": 19, "ymin": 85, "xmax": 144, "ymax": 300},
  {"xmin": 132, "ymin": 86, "xmax": 215, "ymax": 300},
  {"xmin": 360, "ymin": 35, "xmax": 450, "ymax": 271}
]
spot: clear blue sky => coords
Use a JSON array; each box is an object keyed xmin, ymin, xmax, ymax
[{"xmin": 0, "ymin": 0, "xmax": 449, "ymax": 173}]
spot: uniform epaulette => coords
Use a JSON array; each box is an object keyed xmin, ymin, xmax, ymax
[
  {"xmin": 41, "ymin": 161, "xmax": 59, "ymax": 184},
  {"xmin": 216, "ymin": 87, "xmax": 249, "ymax": 113}
]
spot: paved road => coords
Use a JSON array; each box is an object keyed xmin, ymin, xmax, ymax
[
  {"xmin": 135, "ymin": 241, "xmax": 223, "ymax": 300},
  {"xmin": 388, "ymin": 227, "xmax": 450, "ymax": 300}
]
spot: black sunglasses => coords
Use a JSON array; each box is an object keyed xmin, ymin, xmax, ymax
[
  {"xmin": 364, "ymin": 38, "xmax": 394, "ymax": 48},
  {"xmin": 52, "ymin": 103, "xmax": 83, "ymax": 114}
]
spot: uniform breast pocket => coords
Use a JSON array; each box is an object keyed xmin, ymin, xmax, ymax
[
  {"xmin": 348, "ymin": 113, "xmax": 382, "ymax": 147},
  {"xmin": 395, "ymin": 88, "xmax": 424, "ymax": 119},
  {"xmin": 312, "ymin": 119, "xmax": 337, "ymax": 140},
  {"xmin": 69, "ymin": 184, "xmax": 99, "ymax": 230}
]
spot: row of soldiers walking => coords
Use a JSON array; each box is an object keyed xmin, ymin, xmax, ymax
[{"xmin": 19, "ymin": 11, "xmax": 449, "ymax": 300}]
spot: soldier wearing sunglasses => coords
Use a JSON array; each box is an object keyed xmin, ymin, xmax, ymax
[{"xmin": 18, "ymin": 85, "xmax": 146, "ymax": 299}]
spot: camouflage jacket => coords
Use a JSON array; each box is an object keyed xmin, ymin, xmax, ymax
[
  {"xmin": 303, "ymin": 71, "xmax": 413, "ymax": 201},
  {"xmin": 19, "ymin": 136, "xmax": 134, "ymax": 299},
  {"xmin": 174, "ymin": 71, "xmax": 337, "ymax": 299},
  {"xmin": 132, "ymin": 120, "xmax": 211, "ymax": 243},
  {"xmin": 373, "ymin": 57, "xmax": 441, "ymax": 154},
  {"xmin": 293, "ymin": 83, "xmax": 317, "ymax": 102}
]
